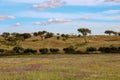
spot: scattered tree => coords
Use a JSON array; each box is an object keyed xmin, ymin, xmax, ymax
[
  {"xmin": 77, "ymin": 28, "xmax": 91, "ymax": 43},
  {"xmin": 104, "ymin": 30, "xmax": 114, "ymax": 36}
]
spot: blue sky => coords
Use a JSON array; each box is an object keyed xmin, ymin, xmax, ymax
[{"xmin": 0, "ymin": 0, "xmax": 120, "ymax": 35}]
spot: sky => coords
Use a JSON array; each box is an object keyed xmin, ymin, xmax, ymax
[{"xmin": 0, "ymin": 0, "xmax": 120, "ymax": 35}]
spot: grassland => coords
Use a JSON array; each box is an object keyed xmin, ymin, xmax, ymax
[
  {"xmin": 0, "ymin": 35, "xmax": 120, "ymax": 80},
  {"xmin": 0, "ymin": 35, "xmax": 120, "ymax": 52},
  {"xmin": 0, "ymin": 54, "xmax": 120, "ymax": 80}
]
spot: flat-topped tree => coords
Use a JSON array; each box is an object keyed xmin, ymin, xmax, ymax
[
  {"xmin": 77, "ymin": 28, "xmax": 91, "ymax": 43},
  {"xmin": 77, "ymin": 28, "xmax": 91, "ymax": 36},
  {"xmin": 104, "ymin": 30, "xmax": 114, "ymax": 36}
]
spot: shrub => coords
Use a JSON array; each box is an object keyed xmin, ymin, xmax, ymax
[
  {"xmin": 57, "ymin": 36, "xmax": 60, "ymax": 40},
  {"xmin": 24, "ymin": 48, "xmax": 37, "ymax": 54},
  {"xmin": 98, "ymin": 47, "xmax": 111, "ymax": 53},
  {"xmin": 110, "ymin": 46, "xmax": 118, "ymax": 53},
  {"xmin": 0, "ymin": 49, "xmax": 5, "ymax": 53},
  {"xmin": 75, "ymin": 50, "xmax": 84, "ymax": 54},
  {"xmin": 98, "ymin": 46, "xmax": 118, "ymax": 53},
  {"xmin": 118, "ymin": 47, "xmax": 120, "ymax": 50},
  {"xmin": 86, "ymin": 47, "xmax": 97, "ymax": 52},
  {"xmin": 39, "ymin": 48, "xmax": 48, "ymax": 54},
  {"xmin": 13, "ymin": 46, "xmax": 24, "ymax": 53},
  {"xmin": 63, "ymin": 47, "xmax": 75, "ymax": 54},
  {"xmin": 49, "ymin": 48, "xmax": 59, "ymax": 53}
]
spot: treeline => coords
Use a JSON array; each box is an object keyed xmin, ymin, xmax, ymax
[
  {"xmin": 0, "ymin": 45, "xmax": 120, "ymax": 56},
  {"xmin": 1, "ymin": 28, "xmax": 120, "ymax": 46}
]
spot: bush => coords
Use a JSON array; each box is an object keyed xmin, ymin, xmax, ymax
[
  {"xmin": 24, "ymin": 48, "xmax": 37, "ymax": 54},
  {"xmin": 75, "ymin": 50, "xmax": 84, "ymax": 54},
  {"xmin": 110, "ymin": 46, "xmax": 118, "ymax": 52},
  {"xmin": 98, "ymin": 47, "xmax": 111, "ymax": 53},
  {"xmin": 86, "ymin": 47, "xmax": 97, "ymax": 52},
  {"xmin": 63, "ymin": 47, "xmax": 75, "ymax": 54},
  {"xmin": 13, "ymin": 46, "xmax": 24, "ymax": 53},
  {"xmin": 57, "ymin": 36, "xmax": 60, "ymax": 40},
  {"xmin": 118, "ymin": 47, "xmax": 120, "ymax": 51},
  {"xmin": 98, "ymin": 46, "xmax": 118, "ymax": 53},
  {"xmin": 39, "ymin": 48, "xmax": 48, "ymax": 54},
  {"xmin": 0, "ymin": 49, "xmax": 5, "ymax": 53},
  {"xmin": 49, "ymin": 48, "xmax": 59, "ymax": 53}
]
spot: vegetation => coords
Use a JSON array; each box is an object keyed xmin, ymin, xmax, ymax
[
  {"xmin": 0, "ymin": 28, "xmax": 119, "ymax": 56},
  {"xmin": 0, "ymin": 28, "xmax": 120, "ymax": 80},
  {"xmin": 39, "ymin": 48, "xmax": 49, "ymax": 54},
  {"xmin": 63, "ymin": 46, "xmax": 76, "ymax": 54},
  {"xmin": 49, "ymin": 48, "xmax": 60, "ymax": 53},
  {"xmin": 77, "ymin": 28, "xmax": 91, "ymax": 43},
  {"xmin": 0, "ymin": 54, "xmax": 120, "ymax": 80}
]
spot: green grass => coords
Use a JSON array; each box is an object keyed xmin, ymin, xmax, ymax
[{"xmin": 0, "ymin": 54, "xmax": 120, "ymax": 80}]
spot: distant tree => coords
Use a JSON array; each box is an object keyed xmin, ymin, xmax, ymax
[
  {"xmin": 33, "ymin": 32, "xmax": 38, "ymax": 36},
  {"xmin": 11, "ymin": 32, "xmax": 19, "ymax": 37},
  {"xmin": 104, "ymin": 30, "xmax": 114, "ymax": 36},
  {"xmin": 64, "ymin": 34, "xmax": 69, "ymax": 39},
  {"xmin": 57, "ymin": 33, "xmax": 60, "ymax": 35},
  {"xmin": 6, "ymin": 36, "xmax": 17, "ymax": 45},
  {"xmin": 61, "ymin": 34, "xmax": 69, "ymax": 40},
  {"xmin": 38, "ymin": 31, "xmax": 47, "ymax": 40},
  {"xmin": 77, "ymin": 28, "xmax": 91, "ymax": 43},
  {"xmin": 2, "ymin": 32, "xmax": 10, "ymax": 40},
  {"xmin": 45, "ymin": 32, "xmax": 54, "ymax": 39},
  {"xmin": 77, "ymin": 28, "xmax": 91, "ymax": 36},
  {"xmin": 61, "ymin": 34, "xmax": 65, "ymax": 37},
  {"xmin": 118, "ymin": 32, "xmax": 120, "ymax": 36},
  {"xmin": 12, "ymin": 33, "xmax": 30, "ymax": 45},
  {"xmin": 22, "ymin": 33, "xmax": 31, "ymax": 40},
  {"xmin": 113, "ymin": 31, "xmax": 119, "ymax": 36}
]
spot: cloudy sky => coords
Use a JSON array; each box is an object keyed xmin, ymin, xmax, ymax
[{"xmin": 0, "ymin": 0, "xmax": 120, "ymax": 35}]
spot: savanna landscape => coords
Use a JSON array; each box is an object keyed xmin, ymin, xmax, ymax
[{"xmin": 0, "ymin": 0, "xmax": 120, "ymax": 80}]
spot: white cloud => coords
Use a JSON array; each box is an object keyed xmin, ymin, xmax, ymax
[
  {"xmin": 32, "ymin": 0, "xmax": 65, "ymax": 10},
  {"xmin": 14, "ymin": 22, "xmax": 21, "ymax": 26},
  {"xmin": 64, "ymin": 0, "xmax": 120, "ymax": 5},
  {"xmin": 17, "ymin": 11, "xmax": 120, "ymax": 21},
  {"xmin": 0, "ymin": 14, "xmax": 15, "ymax": 20},
  {"xmin": 1, "ymin": 22, "xmax": 120, "ymax": 35},
  {"xmin": 80, "ymin": 16, "xmax": 90, "ymax": 20},
  {"xmin": 5, "ymin": 0, "xmax": 45, "ymax": 3},
  {"xmin": 103, "ymin": 0, "xmax": 120, "ymax": 2},
  {"xmin": 103, "ymin": 10, "xmax": 120, "ymax": 14},
  {"xmin": 34, "ymin": 18, "xmax": 72, "ymax": 25},
  {"xmin": 5, "ymin": 0, "xmax": 120, "ymax": 6}
]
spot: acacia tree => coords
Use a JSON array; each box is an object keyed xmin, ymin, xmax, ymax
[
  {"xmin": 2, "ymin": 32, "xmax": 10, "ymax": 40},
  {"xmin": 44, "ymin": 32, "xmax": 54, "ymax": 39},
  {"xmin": 104, "ymin": 30, "xmax": 114, "ymax": 36},
  {"xmin": 38, "ymin": 31, "xmax": 47, "ymax": 40},
  {"xmin": 11, "ymin": 32, "xmax": 19, "ymax": 37},
  {"xmin": 77, "ymin": 28, "xmax": 91, "ymax": 43},
  {"xmin": 112, "ymin": 31, "xmax": 118, "ymax": 36},
  {"xmin": 118, "ymin": 32, "xmax": 120, "ymax": 36},
  {"xmin": 33, "ymin": 32, "xmax": 38, "ymax": 36}
]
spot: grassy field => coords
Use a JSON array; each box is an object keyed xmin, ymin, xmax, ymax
[
  {"xmin": 0, "ymin": 35, "xmax": 120, "ymax": 52},
  {"xmin": 0, "ymin": 54, "xmax": 120, "ymax": 80}
]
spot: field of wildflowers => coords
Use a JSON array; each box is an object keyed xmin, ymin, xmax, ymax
[{"xmin": 0, "ymin": 54, "xmax": 120, "ymax": 80}]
